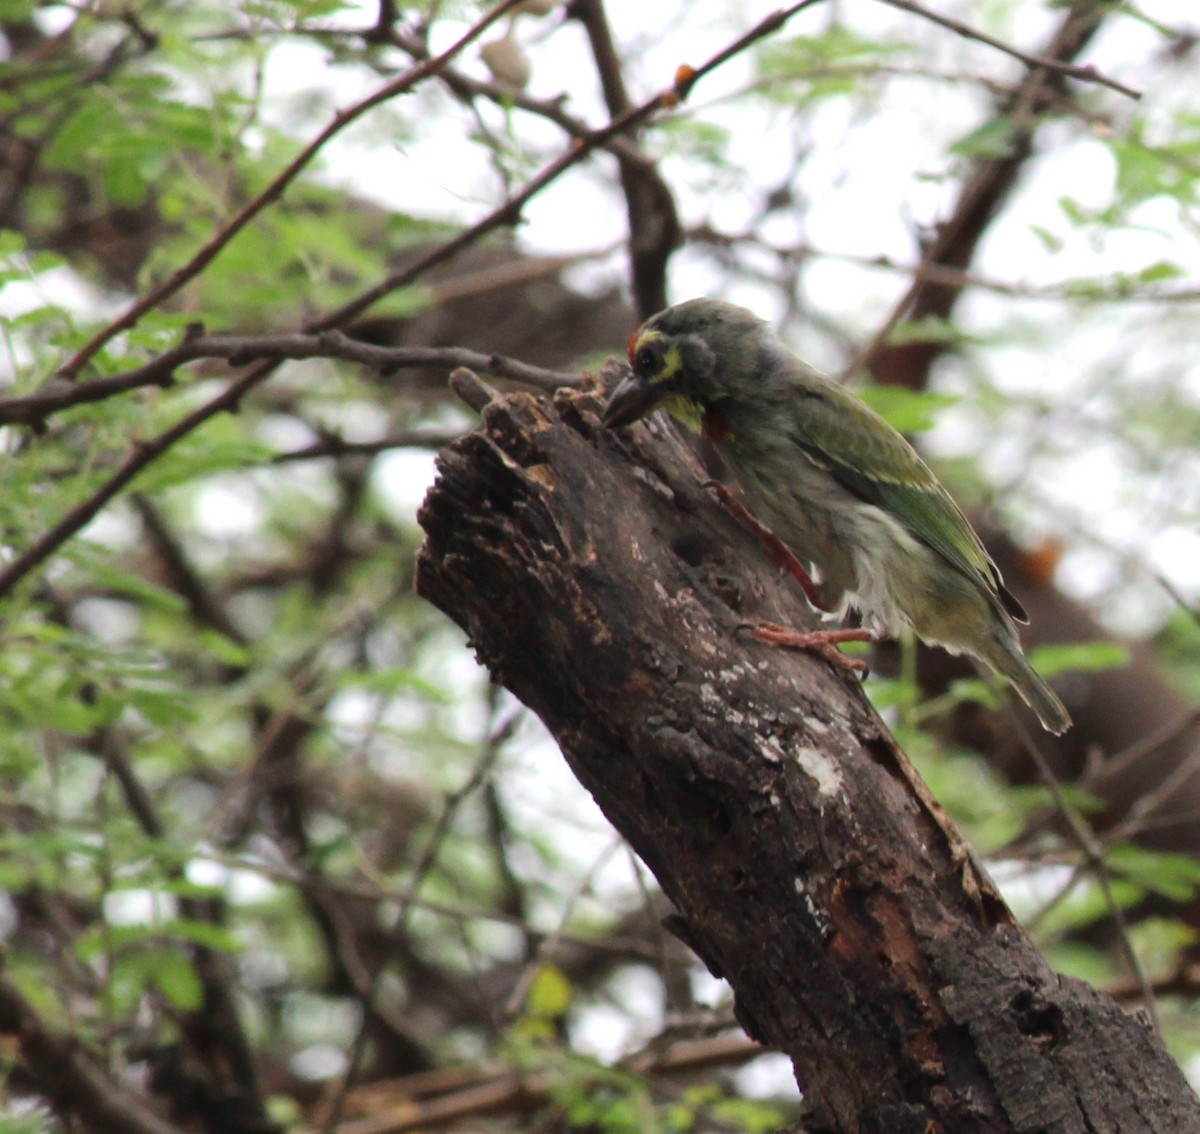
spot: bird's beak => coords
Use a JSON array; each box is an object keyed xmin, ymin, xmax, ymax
[{"xmin": 601, "ymin": 374, "xmax": 665, "ymax": 429}]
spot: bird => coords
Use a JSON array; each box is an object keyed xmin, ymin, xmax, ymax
[{"xmin": 601, "ymin": 297, "xmax": 1071, "ymax": 735}]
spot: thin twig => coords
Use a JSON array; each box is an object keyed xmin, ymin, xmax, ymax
[
  {"xmin": 876, "ymin": 0, "xmax": 1141, "ymax": 100},
  {"xmin": 58, "ymin": 0, "xmax": 528, "ymax": 380},
  {"xmin": 1007, "ymin": 705, "xmax": 1162, "ymax": 1036},
  {"xmin": 318, "ymin": 0, "xmax": 828, "ymax": 331},
  {"xmin": 0, "ymin": 975, "xmax": 187, "ymax": 1134},
  {"xmin": 0, "ymin": 1, "xmax": 827, "ymax": 603},
  {"xmin": 502, "ymin": 834, "xmax": 626, "ymax": 1019},
  {"xmin": 321, "ymin": 704, "xmax": 521, "ymax": 1134}
]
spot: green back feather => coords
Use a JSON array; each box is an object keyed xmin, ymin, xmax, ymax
[{"xmin": 785, "ymin": 374, "xmax": 1021, "ymax": 616}]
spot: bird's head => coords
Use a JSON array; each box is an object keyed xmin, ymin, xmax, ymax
[{"xmin": 601, "ymin": 298, "xmax": 768, "ymax": 433}]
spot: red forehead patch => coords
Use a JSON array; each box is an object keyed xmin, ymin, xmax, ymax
[{"xmin": 626, "ymin": 327, "xmax": 643, "ymax": 366}]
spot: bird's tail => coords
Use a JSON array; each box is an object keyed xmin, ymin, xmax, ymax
[{"xmin": 986, "ymin": 638, "xmax": 1072, "ymax": 735}]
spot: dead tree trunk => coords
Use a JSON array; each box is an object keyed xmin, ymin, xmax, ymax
[{"xmin": 415, "ymin": 371, "xmax": 1200, "ymax": 1134}]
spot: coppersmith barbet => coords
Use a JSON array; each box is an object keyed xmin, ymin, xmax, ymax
[{"xmin": 601, "ymin": 297, "xmax": 1070, "ymax": 735}]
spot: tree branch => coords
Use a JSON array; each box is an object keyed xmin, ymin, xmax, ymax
[
  {"xmin": 876, "ymin": 0, "xmax": 1141, "ymax": 100},
  {"xmin": 855, "ymin": 0, "xmax": 1119, "ymax": 387},
  {"xmin": 58, "ymin": 0, "xmax": 529, "ymax": 380},
  {"xmin": 0, "ymin": 974, "xmax": 186, "ymax": 1134},
  {"xmin": 1, "ymin": 333, "xmax": 580, "ymax": 429},
  {"xmin": 0, "ymin": 1, "xmax": 831, "ymax": 606},
  {"xmin": 573, "ymin": 0, "xmax": 680, "ymax": 317},
  {"xmin": 415, "ymin": 373, "xmax": 1200, "ymax": 1133}
]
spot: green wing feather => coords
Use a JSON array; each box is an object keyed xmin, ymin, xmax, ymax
[{"xmin": 785, "ymin": 373, "xmax": 1026, "ymax": 621}]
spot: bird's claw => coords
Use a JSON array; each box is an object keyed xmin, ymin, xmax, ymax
[{"xmin": 741, "ymin": 621, "xmax": 872, "ymax": 677}]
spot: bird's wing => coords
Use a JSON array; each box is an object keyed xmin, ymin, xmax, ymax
[{"xmin": 787, "ymin": 377, "xmax": 1026, "ymax": 621}]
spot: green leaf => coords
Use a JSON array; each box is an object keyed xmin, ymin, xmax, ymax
[
  {"xmin": 164, "ymin": 917, "xmax": 242, "ymax": 952},
  {"xmin": 132, "ymin": 434, "xmax": 275, "ymax": 492},
  {"xmin": 526, "ymin": 964, "xmax": 573, "ymax": 1020},
  {"xmin": 74, "ymin": 555, "xmax": 189, "ymax": 616},
  {"xmin": 856, "ymin": 386, "xmax": 958, "ymax": 434},
  {"xmin": 0, "ymin": 0, "xmax": 35, "ymax": 20},
  {"xmin": 946, "ymin": 676, "xmax": 1002, "ymax": 710},
  {"xmin": 711, "ymin": 1096, "xmax": 787, "ymax": 1134},
  {"xmin": 111, "ymin": 948, "xmax": 204, "ymax": 1012},
  {"xmin": 1035, "ymin": 877, "xmax": 1145, "ymax": 938},
  {"xmin": 762, "ymin": 25, "xmax": 912, "ymax": 72},
  {"xmin": 1057, "ymin": 195, "xmax": 1093, "ymax": 227},
  {"xmin": 367, "ymin": 284, "xmax": 437, "ymax": 320},
  {"xmin": 1028, "ymin": 642, "xmax": 1129, "ymax": 678},
  {"xmin": 1107, "ymin": 844, "xmax": 1200, "ymax": 902},
  {"xmin": 1029, "ymin": 224, "xmax": 1064, "ymax": 253},
  {"xmin": 337, "ymin": 665, "xmax": 451, "ymax": 700},
  {"xmin": 126, "ymin": 685, "xmax": 199, "ymax": 727},
  {"xmin": 76, "ymin": 916, "xmax": 240, "ymax": 962},
  {"xmin": 884, "ymin": 316, "xmax": 972, "ymax": 347},
  {"xmin": 196, "ymin": 630, "xmax": 252, "ymax": 668},
  {"xmin": 148, "ymin": 949, "xmax": 205, "ymax": 1010},
  {"xmin": 950, "ymin": 117, "xmax": 1018, "ymax": 159},
  {"xmin": 1136, "ymin": 259, "xmax": 1185, "ymax": 283}
]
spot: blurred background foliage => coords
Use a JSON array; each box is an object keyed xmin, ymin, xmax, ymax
[{"xmin": 1, "ymin": 0, "xmax": 1200, "ymax": 1130}]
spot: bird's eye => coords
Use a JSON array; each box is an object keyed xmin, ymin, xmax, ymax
[{"xmin": 634, "ymin": 341, "xmax": 663, "ymax": 375}]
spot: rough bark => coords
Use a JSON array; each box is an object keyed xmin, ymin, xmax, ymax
[{"xmin": 415, "ymin": 372, "xmax": 1200, "ymax": 1134}]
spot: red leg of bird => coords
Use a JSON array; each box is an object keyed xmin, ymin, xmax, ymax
[
  {"xmin": 704, "ymin": 481, "xmax": 831, "ymax": 611},
  {"xmin": 703, "ymin": 482, "xmax": 871, "ymax": 674},
  {"xmin": 748, "ymin": 622, "xmax": 873, "ymax": 674}
]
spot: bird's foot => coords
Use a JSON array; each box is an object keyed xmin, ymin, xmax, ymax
[
  {"xmin": 745, "ymin": 622, "xmax": 872, "ymax": 676},
  {"xmin": 703, "ymin": 481, "xmax": 831, "ymax": 611}
]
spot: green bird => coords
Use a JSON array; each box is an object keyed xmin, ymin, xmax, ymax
[{"xmin": 601, "ymin": 297, "xmax": 1071, "ymax": 735}]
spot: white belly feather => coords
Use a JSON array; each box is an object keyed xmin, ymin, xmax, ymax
[{"xmin": 726, "ymin": 440, "xmax": 971, "ymax": 649}]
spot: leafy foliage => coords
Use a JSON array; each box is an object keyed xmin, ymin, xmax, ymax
[{"xmin": 1, "ymin": 0, "xmax": 1199, "ymax": 1129}]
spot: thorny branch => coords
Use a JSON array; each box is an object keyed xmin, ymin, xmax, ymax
[{"xmin": 317, "ymin": 0, "xmax": 825, "ymax": 332}]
